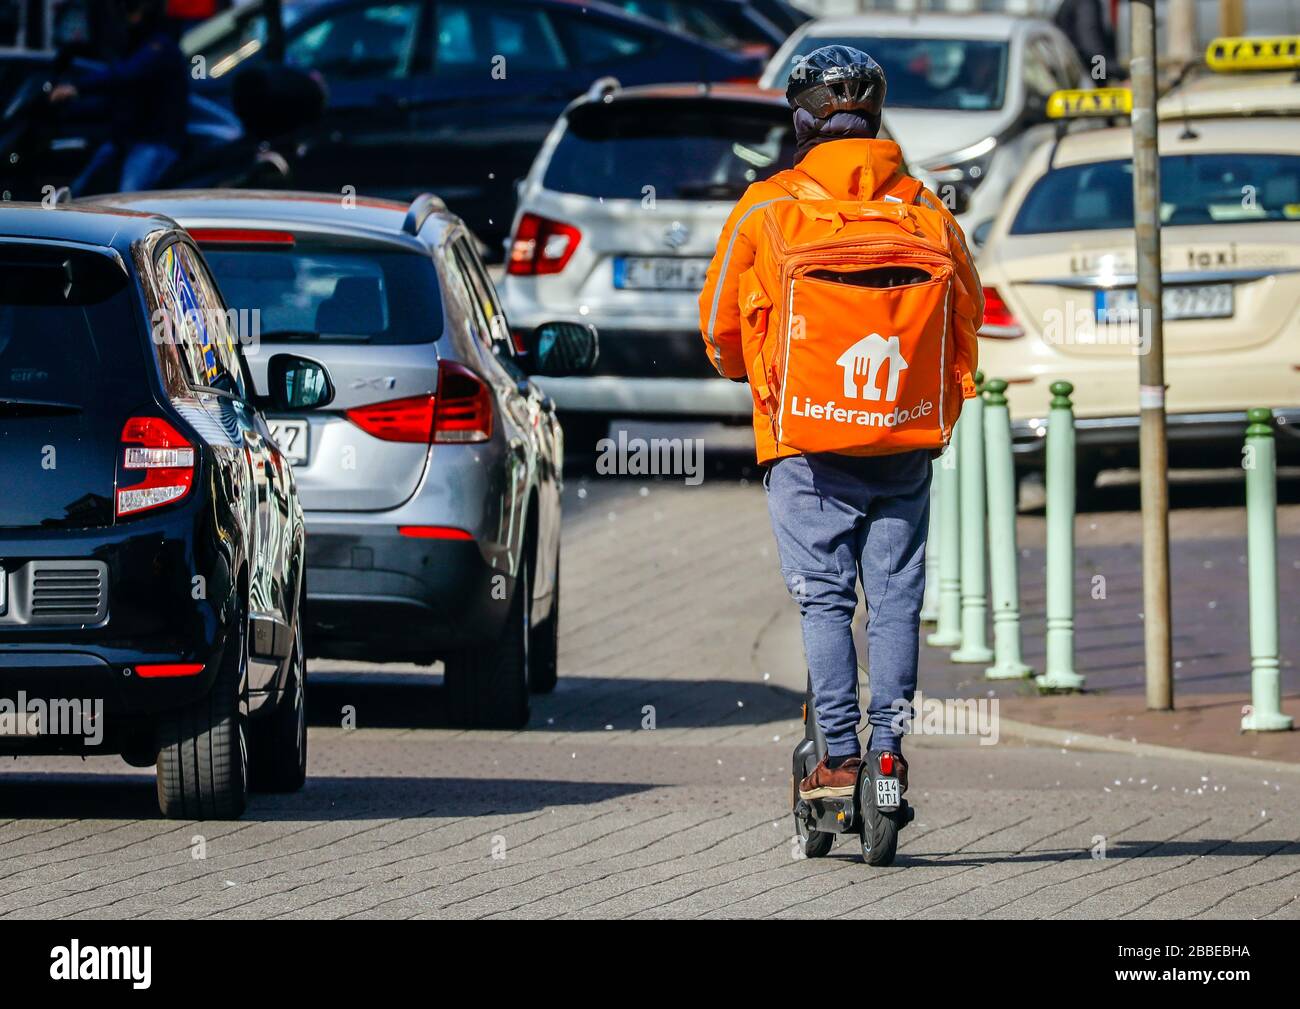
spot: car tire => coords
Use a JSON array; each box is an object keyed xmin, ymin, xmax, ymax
[
  {"xmin": 249, "ymin": 618, "xmax": 307, "ymax": 793},
  {"xmin": 528, "ymin": 555, "xmax": 559, "ymax": 694},
  {"xmin": 155, "ymin": 608, "xmax": 249, "ymax": 820},
  {"xmin": 444, "ymin": 559, "xmax": 531, "ymax": 729}
]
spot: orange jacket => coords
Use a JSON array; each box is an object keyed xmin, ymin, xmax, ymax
[{"xmin": 698, "ymin": 137, "xmax": 983, "ymax": 465}]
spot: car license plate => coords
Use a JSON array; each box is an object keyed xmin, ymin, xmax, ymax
[
  {"xmin": 615, "ymin": 256, "xmax": 710, "ymax": 291},
  {"xmin": 1097, "ymin": 283, "xmax": 1234, "ymax": 321},
  {"xmin": 875, "ymin": 776, "xmax": 901, "ymax": 808},
  {"xmin": 268, "ymin": 419, "xmax": 309, "ymax": 465}
]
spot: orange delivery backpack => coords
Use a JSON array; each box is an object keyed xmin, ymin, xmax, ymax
[{"xmin": 740, "ymin": 168, "xmax": 967, "ymax": 456}]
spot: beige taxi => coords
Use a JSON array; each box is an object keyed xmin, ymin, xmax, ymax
[{"xmin": 972, "ymin": 48, "xmax": 1300, "ymax": 484}]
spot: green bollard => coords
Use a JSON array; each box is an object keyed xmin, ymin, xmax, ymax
[
  {"xmin": 1241, "ymin": 409, "xmax": 1293, "ymax": 732},
  {"xmin": 926, "ymin": 432, "xmax": 962, "ymax": 648},
  {"xmin": 983, "ymin": 379, "xmax": 1032, "ymax": 680},
  {"xmin": 920, "ymin": 472, "xmax": 940, "ymax": 625},
  {"xmin": 952, "ymin": 372, "xmax": 993, "ymax": 663},
  {"xmin": 1036, "ymin": 380, "xmax": 1085, "ymax": 692}
]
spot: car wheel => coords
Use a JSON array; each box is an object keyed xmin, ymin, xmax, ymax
[
  {"xmin": 155, "ymin": 606, "xmax": 249, "ymax": 820},
  {"xmin": 249, "ymin": 618, "xmax": 307, "ymax": 793},
  {"xmin": 528, "ymin": 554, "xmax": 559, "ymax": 694},
  {"xmin": 444, "ymin": 558, "xmax": 531, "ymax": 729}
]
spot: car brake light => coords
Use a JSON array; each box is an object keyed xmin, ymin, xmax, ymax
[
  {"xmin": 879, "ymin": 752, "xmax": 896, "ymax": 776},
  {"xmin": 136, "ymin": 662, "xmax": 205, "ymax": 678},
  {"xmin": 507, "ymin": 212, "xmax": 581, "ymax": 275},
  {"xmin": 980, "ymin": 286, "xmax": 1024, "ymax": 338},
  {"xmin": 397, "ymin": 526, "xmax": 473, "ymax": 540},
  {"xmin": 434, "ymin": 361, "xmax": 492, "ymax": 443},
  {"xmin": 116, "ymin": 417, "xmax": 196, "ymax": 518},
  {"xmin": 187, "ymin": 228, "xmax": 295, "ymax": 246},
  {"xmin": 345, "ymin": 395, "xmax": 435, "ymax": 443}
]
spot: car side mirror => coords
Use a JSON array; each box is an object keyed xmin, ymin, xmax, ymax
[
  {"xmin": 266, "ymin": 353, "xmax": 335, "ymax": 410},
  {"xmin": 525, "ymin": 321, "xmax": 599, "ymax": 377},
  {"xmin": 971, "ymin": 218, "xmax": 994, "ymax": 250}
]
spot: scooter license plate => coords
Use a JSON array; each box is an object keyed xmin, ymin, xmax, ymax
[{"xmin": 875, "ymin": 777, "xmax": 901, "ymax": 807}]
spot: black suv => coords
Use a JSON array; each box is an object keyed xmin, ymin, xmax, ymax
[{"xmin": 0, "ymin": 204, "xmax": 334, "ymax": 819}]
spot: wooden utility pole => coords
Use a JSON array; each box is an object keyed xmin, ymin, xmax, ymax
[{"xmin": 1131, "ymin": 0, "xmax": 1174, "ymax": 711}]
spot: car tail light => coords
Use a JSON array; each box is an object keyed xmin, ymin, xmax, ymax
[
  {"xmin": 397, "ymin": 526, "xmax": 473, "ymax": 540},
  {"xmin": 434, "ymin": 361, "xmax": 492, "ymax": 443},
  {"xmin": 879, "ymin": 752, "xmax": 896, "ymax": 776},
  {"xmin": 507, "ymin": 212, "xmax": 581, "ymax": 275},
  {"xmin": 187, "ymin": 228, "xmax": 295, "ymax": 246},
  {"xmin": 980, "ymin": 286, "xmax": 1024, "ymax": 338},
  {"xmin": 116, "ymin": 417, "xmax": 196, "ymax": 518},
  {"xmin": 135, "ymin": 662, "xmax": 205, "ymax": 678},
  {"xmin": 345, "ymin": 395, "xmax": 436, "ymax": 443}
]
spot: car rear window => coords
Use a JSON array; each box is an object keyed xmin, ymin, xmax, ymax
[
  {"xmin": 198, "ymin": 245, "xmax": 444, "ymax": 345},
  {"xmin": 1010, "ymin": 154, "xmax": 1300, "ymax": 234},
  {"xmin": 543, "ymin": 99, "xmax": 796, "ymax": 201},
  {"xmin": 797, "ymin": 35, "xmax": 1008, "ymax": 111},
  {"xmin": 0, "ymin": 245, "xmax": 148, "ymax": 409}
]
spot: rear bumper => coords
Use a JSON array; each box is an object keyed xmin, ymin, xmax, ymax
[
  {"xmin": 513, "ymin": 321, "xmax": 753, "ymax": 419},
  {"xmin": 1011, "ymin": 408, "xmax": 1300, "ymax": 468},
  {"xmin": 302, "ymin": 522, "xmax": 515, "ymax": 662},
  {"xmin": 0, "ymin": 632, "xmax": 229, "ymax": 755}
]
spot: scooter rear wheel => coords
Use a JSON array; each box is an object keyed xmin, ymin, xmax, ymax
[{"xmin": 858, "ymin": 773, "xmax": 901, "ymax": 866}]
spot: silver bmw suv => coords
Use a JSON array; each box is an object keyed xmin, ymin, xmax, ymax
[
  {"xmin": 94, "ymin": 190, "xmax": 597, "ymax": 729},
  {"xmin": 501, "ymin": 80, "xmax": 894, "ymax": 449}
]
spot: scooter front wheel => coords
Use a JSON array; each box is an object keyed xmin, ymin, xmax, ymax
[
  {"xmin": 797, "ymin": 816, "xmax": 834, "ymax": 858},
  {"xmin": 793, "ymin": 775, "xmax": 834, "ymax": 858}
]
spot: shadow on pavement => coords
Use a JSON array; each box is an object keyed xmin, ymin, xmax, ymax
[
  {"xmin": 833, "ymin": 838, "xmax": 1299, "ymax": 868},
  {"xmin": 307, "ymin": 673, "xmax": 803, "ymax": 731},
  {"xmin": 0, "ymin": 772, "xmax": 654, "ymax": 821}
]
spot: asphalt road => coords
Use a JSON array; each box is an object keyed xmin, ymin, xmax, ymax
[{"xmin": 0, "ymin": 424, "xmax": 1296, "ymax": 919}]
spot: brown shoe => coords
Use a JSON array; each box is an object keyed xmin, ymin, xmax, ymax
[{"xmin": 798, "ymin": 756, "xmax": 861, "ymax": 800}]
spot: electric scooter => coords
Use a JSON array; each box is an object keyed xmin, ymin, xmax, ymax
[{"xmin": 791, "ymin": 674, "xmax": 914, "ymax": 865}]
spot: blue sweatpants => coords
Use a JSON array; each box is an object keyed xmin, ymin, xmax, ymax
[{"xmin": 765, "ymin": 450, "xmax": 931, "ymax": 756}]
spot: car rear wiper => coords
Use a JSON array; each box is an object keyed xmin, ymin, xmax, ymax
[{"xmin": 0, "ymin": 396, "xmax": 82, "ymax": 416}]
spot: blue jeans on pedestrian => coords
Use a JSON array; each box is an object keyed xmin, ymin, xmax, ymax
[
  {"xmin": 70, "ymin": 141, "xmax": 180, "ymax": 197},
  {"xmin": 765, "ymin": 450, "xmax": 931, "ymax": 757}
]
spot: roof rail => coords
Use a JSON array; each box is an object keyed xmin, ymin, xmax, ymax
[
  {"xmin": 403, "ymin": 193, "xmax": 446, "ymax": 236},
  {"xmin": 585, "ymin": 76, "xmax": 620, "ymax": 102}
]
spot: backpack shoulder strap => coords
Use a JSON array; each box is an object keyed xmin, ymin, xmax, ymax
[{"xmin": 767, "ymin": 169, "xmax": 834, "ymax": 202}]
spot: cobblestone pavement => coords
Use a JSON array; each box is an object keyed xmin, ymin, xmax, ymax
[{"xmin": 0, "ymin": 429, "xmax": 1296, "ymax": 919}]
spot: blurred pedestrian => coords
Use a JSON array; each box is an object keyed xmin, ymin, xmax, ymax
[
  {"xmin": 49, "ymin": 0, "xmax": 190, "ymax": 195},
  {"xmin": 1053, "ymin": 0, "xmax": 1120, "ymax": 81}
]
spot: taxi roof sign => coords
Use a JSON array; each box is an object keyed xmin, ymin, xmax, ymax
[
  {"xmin": 1206, "ymin": 36, "xmax": 1300, "ymax": 72},
  {"xmin": 1046, "ymin": 88, "xmax": 1132, "ymax": 119}
]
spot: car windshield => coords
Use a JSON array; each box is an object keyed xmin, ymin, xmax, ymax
[
  {"xmin": 544, "ymin": 100, "xmax": 796, "ymax": 201},
  {"xmin": 800, "ymin": 35, "xmax": 1008, "ymax": 111},
  {"xmin": 1010, "ymin": 153, "xmax": 1300, "ymax": 234},
  {"xmin": 199, "ymin": 246, "xmax": 444, "ymax": 345}
]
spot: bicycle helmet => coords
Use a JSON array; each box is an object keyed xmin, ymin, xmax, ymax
[{"xmin": 786, "ymin": 45, "xmax": 887, "ymax": 120}]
